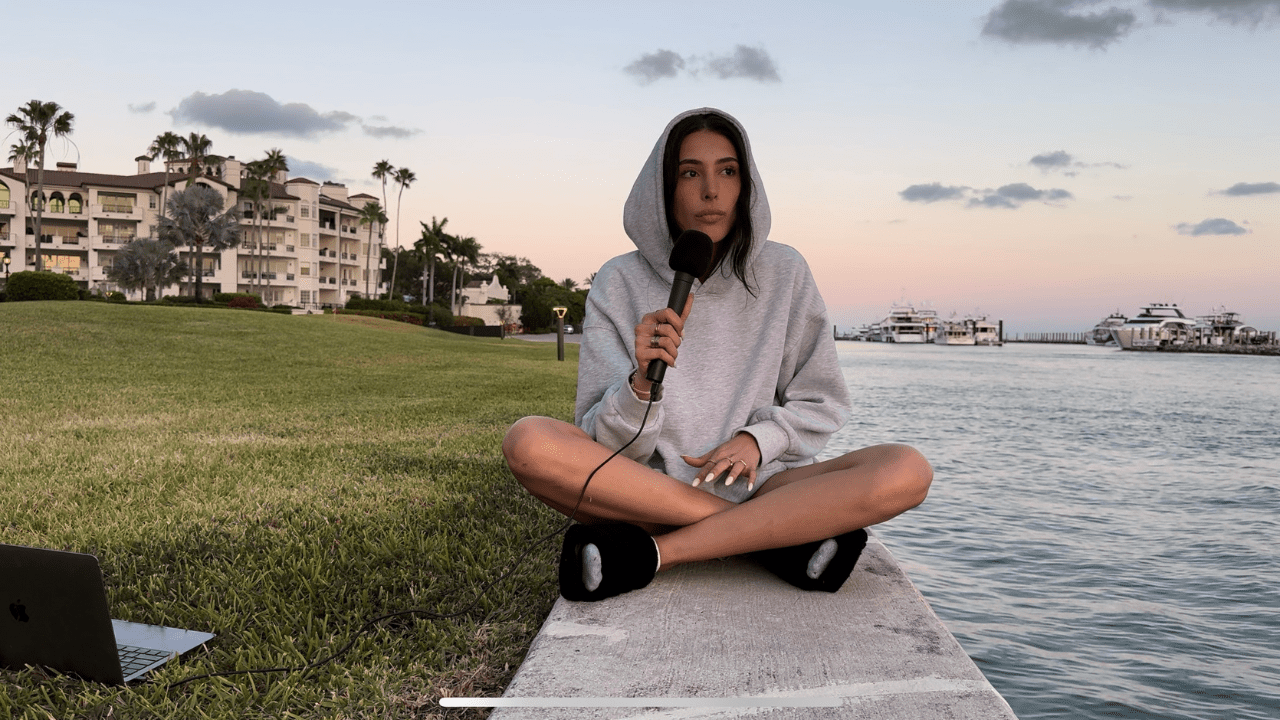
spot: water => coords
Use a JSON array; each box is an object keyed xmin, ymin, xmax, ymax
[{"xmin": 821, "ymin": 342, "xmax": 1280, "ymax": 720}]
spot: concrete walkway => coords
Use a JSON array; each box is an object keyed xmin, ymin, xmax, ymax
[{"xmin": 487, "ymin": 531, "xmax": 1016, "ymax": 719}]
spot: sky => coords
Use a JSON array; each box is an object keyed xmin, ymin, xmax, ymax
[{"xmin": 5, "ymin": 0, "xmax": 1277, "ymax": 332}]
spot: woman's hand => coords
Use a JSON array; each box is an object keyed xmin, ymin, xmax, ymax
[
  {"xmin": 631, "ymin": 294, "xmax": 695, "ymax": 396},
  {"xmin": 682, "ymin": 432, "xmax": 762, "ymax": 492}
]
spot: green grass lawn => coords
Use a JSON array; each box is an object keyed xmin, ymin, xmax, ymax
[{"xmin": 0, "ymin": 302, "xmax": 578, "ymax": 719}]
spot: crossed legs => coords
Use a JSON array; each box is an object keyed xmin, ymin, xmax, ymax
[{"xmin": 502, "ymin": 416, "xmax": 932, "ymax": 572}]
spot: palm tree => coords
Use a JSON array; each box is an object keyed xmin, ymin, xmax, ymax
[
  {"xmin": 6, "ymin": 100, "xmax": 75, "ymax": 271},
  {"xmin": 146, "ymin": 131, "xmax": 183, "ymax": 222},
  {"xmin": 446, "ymin": 234, "xmax": 480, "ymax": 315},
  {"xmin": 177, "ymin": 132, "xmax": 216, "ymax": 185},
  {"xmin": 106, "ymin": 238, "xmax": 188, "ymax": 301},
  {"xmin": 372, "ymin": 160, "xmax": 393, "ymax": 213},
  {"xmin": 159, "ymin": 186, "xmax": 239, "ymax": 300},
  {"xmin": 358, "ymin": 200, "xmax": 388, "ymax": 297},
  {"xmin": 244, "ymin": 149, "xmax": 288, "ymax": 295},
  {"xmin": 242, "ymin": 159, "xmax": 269, "ymax": 293},
  {"xmin": 385, "ymin": 166, "xmax": 416, "ymax": 302},
  {"xmin": 416, "ymin": 217, "xmax": 448, "ymax": 308},
  {"xmin": 175, "ymin": 133, "xmax": 216, "ymax": 293}
]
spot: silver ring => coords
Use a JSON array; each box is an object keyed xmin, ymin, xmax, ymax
[{"xmin": 650, "ymin": 334, "xmax": 661, "ymax": 348}]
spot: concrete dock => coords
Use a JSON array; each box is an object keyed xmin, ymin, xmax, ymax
[{"xmin": 484, "ymin": 531, "xmax": 1016, "ymax": 719}]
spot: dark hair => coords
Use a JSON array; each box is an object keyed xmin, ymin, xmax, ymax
[{"xmin": 662, "ymin": 112, "xmax": 755, "ymax": 293}]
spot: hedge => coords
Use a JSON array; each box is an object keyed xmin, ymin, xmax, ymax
[{"xmin": 4, "ymin": 271, "xmax": 80, "ymax": 302}]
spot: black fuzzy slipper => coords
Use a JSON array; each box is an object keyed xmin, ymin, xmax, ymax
[
  {"xmin": 558, "ymin": 523, "xmax": 658, "ymax": 602},
  {"xmin": 751, "ymin": 528, "xmax": 868, "ymax": 593}
]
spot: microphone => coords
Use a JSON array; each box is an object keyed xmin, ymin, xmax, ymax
[{"xmin": 646, "ymin": 230, "xmax": 714, "ymax": 384}]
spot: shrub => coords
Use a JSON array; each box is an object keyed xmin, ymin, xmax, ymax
[
  {"xmin": 426, "ymin": 304, "xmax": 453, "ymax": 327},
  {"xmin": 454, "ymin": 315, "xmax": 485, "ymax": 327},
  {"xmin": 159, "ymin": 295, "xmax": 206, "ymax": 305},
  {"xmin": 107, "ymin": 291, "xmax": 127, "ymax": 303},
  {"xmin": 5, "ymin": 271, "xmax": 80, "ymax": 302},
  {"xmin": 346, "ymin": 296, "xmax": 414, "ymax": 313},
  {"xmin": 227, "ymin": 296, "xmax": 261, "ymax": 309},
  {"xmin": 214, "ymin": 292, "xmax": 263, "ymax": 305}
]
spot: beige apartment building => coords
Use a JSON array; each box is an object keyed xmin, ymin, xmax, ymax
[{"xmin": 0, "ymin": 154, "xmax": 386, "ymax": 308}]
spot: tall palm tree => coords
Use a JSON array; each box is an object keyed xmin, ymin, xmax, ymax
[
  {"xmin": 6, "ymin": 100, "xmax": 75, "ymax": 271},
  {"xmin": 242, "ymin": 159, "xmax": 270, "ymax": 293},
  {"xmin": 175, "ymin": 133, "xmax": 215, "ymax": 293},
  {"xmin": 372, "ymin": 159, "xmax": 393, "ymax": 213},
  {"xmin": 416, "ymin": 216, "xmax": 448, "ymax": 307},
  {"xmin": 385, "ymin": 166, "xmax": 416, "ymax": 302},
  {"xmin": 147, "ymin": 131, "xmax": 183, "ymax": 223},
  {"xmin": 246, "ymin": 149, "xmax": 288, "ymax": 296},
  {"xmin": 447, "ymin": 234, "xmax": 480, "ymax": 315},
  {"xmin": 159, "ymin": 186, "xmax": 239, "ymax": 301},
  {"xmin": 177, "ymin": 132, "xmax": 215, "ymax": 185},
  {"xmin": 358, "ymin": 200, "xmax": 387, "ymax": 297}
]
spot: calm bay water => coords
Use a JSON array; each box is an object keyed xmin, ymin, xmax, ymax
[{"xmin": 821, "ymin": 342, "xmax": 1279, "ymax": 720}]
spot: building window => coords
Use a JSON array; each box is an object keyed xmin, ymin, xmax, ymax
[
  {"xmin": 149, "ymin": 196, "xmax": 157, "ymax": 209},
  {"xmin": 301, "ymin": 290, "xmax": 311, "ymax": 304},
  {"xmin": 300, "ymin": 263, "xmax": 310, "ymax": 276},
  {"xmin": 300, "ymin": 206, "xmax": 309, "ymax": 218},
  {"xmin": 68, "ymin": 194, "xmax": 82, "ymax": 213}
]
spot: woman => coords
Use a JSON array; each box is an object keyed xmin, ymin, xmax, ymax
[{"xmin": 504, "ymin": 108, "xmax": 931, "ymax": 601}]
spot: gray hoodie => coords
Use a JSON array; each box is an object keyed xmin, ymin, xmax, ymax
[{"xmin": 575, "ymin": 108, "xmax": 851, "ymax": 503}]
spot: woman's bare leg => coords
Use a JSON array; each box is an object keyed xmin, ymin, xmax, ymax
[
  {"xmin": 655, "ymin": 444, "xmax": 931, "ymax": 568},
  {"xmin": 503, "ymin": 416, "xmax": 932, "ymax": 570},
  {"xmin": 503, "ymin": 416, "xmax": 735, "ymax": 532}
]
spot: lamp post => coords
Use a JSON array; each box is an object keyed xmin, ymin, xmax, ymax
[
  {"xmin": 553, "ymin": 306, "xmax": 568, "ymax": 362},
  {"xmin": 2, "ymin": 254, "xmax": 10, "ymax": 287}
]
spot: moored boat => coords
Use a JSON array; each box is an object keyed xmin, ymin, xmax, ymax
[
  {"xmin": 1113, "ymin": 303, "xmax": 1196, "ymax": 350},
  {"xmin": 1088, "ymin": 311, "xmax": 1126, "ymax": 346}
]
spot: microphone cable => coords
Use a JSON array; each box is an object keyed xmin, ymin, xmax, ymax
[{"xmin": 166, "ymin": 388, "xmax": 658, "ymax": 690}]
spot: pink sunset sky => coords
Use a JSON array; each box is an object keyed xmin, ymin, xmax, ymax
[{"xmin": 6, "ymin": 1, "xmax": 1277, "ymax": 332}]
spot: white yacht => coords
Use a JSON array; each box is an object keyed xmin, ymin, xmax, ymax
[
  {"xmin": 877, "ymin": 303, "xmax": 928, "ymax": 343},
  {"xmin": 935, "ymin": 318, "xmax": 975, "ymax": 345},
  {"xmin": 1113, "ymin": 303, "xmax": 1196, "ymax": 350},
  {"xmin": 1087, "ymin": 311, "xmax": 1127, "ymax": 346},
  {"xmin": 1194, "ymin": 307, "xmax": 1258, "ymax": 346},
  {"xmin": 970, "ymin": 316, "xmax": 1002, "ymax": 346}
]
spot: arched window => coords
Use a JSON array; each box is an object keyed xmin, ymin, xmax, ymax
[
  {"xmin": 68, "ymin": 193, "xmax": 83, "ymax": 213},
  {"xmin": 49, "ymin": 192, "xmax": 65, "ymax": 213},
  {"xmin": 31, "ymin": 191, "xmax": 45, "ymax": 210}
]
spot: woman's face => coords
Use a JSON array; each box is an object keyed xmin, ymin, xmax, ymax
[{"xmin": 671, "ymin": 129, "xmax": 740, "ymax": 244}]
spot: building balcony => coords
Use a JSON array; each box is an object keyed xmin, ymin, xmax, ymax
[
  {"xmin": 91, "ymin": 234, "xmax": 136, "ymax": 248},
  {"xmin": 0, "ymin": 200, "xmax": 14, "ymax": 214},
  {"xmin": 92, "ymin": 204, "xmax": 144, "ymax": 220}
]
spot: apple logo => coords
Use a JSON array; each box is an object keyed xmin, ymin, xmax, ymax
[{"xmin": 9, "ymin": 601, "xmax": 28, "ymax": 623}]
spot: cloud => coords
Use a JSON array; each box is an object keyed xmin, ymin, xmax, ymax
[
  {"xmin": 170, "ymin": 89, "xmax": 359, "ymax": 138},
  {"xmin": 900, "ymin": 181, "xmax": 1073, "ymax": 208},
  {"xmin": 1030, "ymin": 150, "xmax": 1074, "ymax": 168},
  {"xmin": 982, "ymin": 0, "xmax": 1138, "ymax": 48},
  {"xmin": 624, "ymin": 49, "xmax": 686, "ymax": 84},
  {"xmin": 128, "ymin": 102, "xmax": 156, "ymax": 114},
  {"xmin": 1220, "ymin": 180, "xmax": 1280, "ymax": 196},
  {"xmin": 624, "ymin": 45, "xmax": 780, "ymax": 84},
  {"xmin": 969, "ymin": 183, "xmax": 1074, "ymax": 208},
  {"xmin": 285, "ymin": 157, "xmax": 339, "ymax": 182},
  {"xmin": 1029, "ymin": 149, "xmax": 1127, "ymax": 174},
  {"xmin": 704, "ymin": 45, "xmax": 782, "ymax": 82},
  {"xmin": 1149, "ymin": 0, "xmax": 1280, "ymax": 25},
  {"xmin": 900, "ymin": 183, "xmax": 969, "ymax": 203},
  {"xmin": 1175, "ymin": 217, "xmax": 1249, "ymax": 235},
  {"xmin": 362, "ymin": 124, "xmax": 421, "ymax": 139}
]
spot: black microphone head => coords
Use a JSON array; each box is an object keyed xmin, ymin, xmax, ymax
[{"xmin": 669, "ymin": 230, "xmax": 714, "ymax": 278}]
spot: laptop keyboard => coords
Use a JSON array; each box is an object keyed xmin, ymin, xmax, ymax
[{"xmin": 117, "ymin": 644, "xmax": 174, "ymax": 675}]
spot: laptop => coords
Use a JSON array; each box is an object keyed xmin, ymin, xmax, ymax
[{"xmin": 0, "ymin": 543, "xmax": 215, "ymax": 684}]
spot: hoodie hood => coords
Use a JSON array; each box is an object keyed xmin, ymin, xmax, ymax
[{"xmin": 622, "ymin": 108, "xmax": 771, "ymax": 286}]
